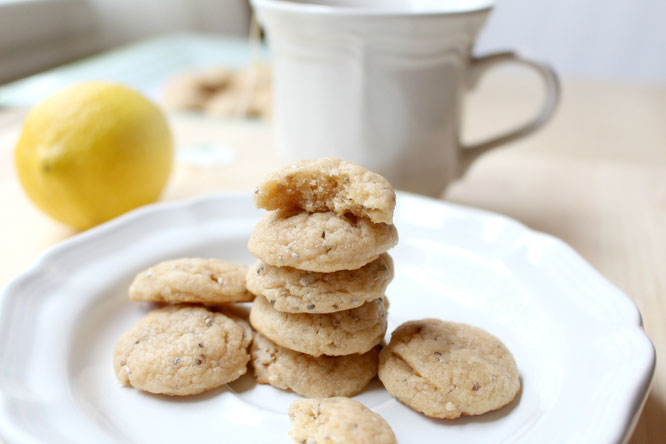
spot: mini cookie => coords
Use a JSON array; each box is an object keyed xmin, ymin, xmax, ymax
[
  {"xmin": 253, "ymin": 158, "xmax": 396, "ymax": 225},
  {"xmin": 163, "ymin": 68, "xmax": 234, "ymax": 110},
  {"xmin": 203, "ymin": 88, "xmax": 242, "ymax": 117},
  {"xmin": 378, "ymin": 319, "xmax": 520, "ymax": 419},
  {"xmin": 248, "ymin": 210, "xmax": 398, "ymax": 272},
  {"xmin": 250, "ymin": 296, "xmax": 388, "ymax": 357},
  {"xmin": 289, "ymin": 397, "xmax": 396, "ymax": 444},
  {"xmin": 246, "ymin": 254, "xmax": 393, "ymax": 313},
  {"xmin": 251, "ymin": 333, "xmax": 378, "ymax": 398},
  {"xmin": 113, "ymin": 305, "xmax": 252, "ymax": 396},
  {"xmin": 129, "ymin": 258, "xmax": 254, "ymax": 304},
  {"xmin": 205, "ymin": 63, "xmax": 272, "ymax": 119}
]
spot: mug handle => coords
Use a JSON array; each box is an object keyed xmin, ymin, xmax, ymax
[{"xmin": 459, "ymin": 51, "xmax": 560, "ymax": 173}]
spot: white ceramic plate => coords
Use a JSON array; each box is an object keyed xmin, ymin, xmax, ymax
[{"xmin": 0, "ymin": 192, "xmax": 655, "ymax": 444}]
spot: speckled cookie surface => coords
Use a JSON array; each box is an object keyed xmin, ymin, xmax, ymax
[
  {"xmin": 253, "ymin": 158, "xmax": 396, "ymax": 225},
  {"xmin": 113, "ymin": 305, "xmax": 252, "ymax": 396},
  {"xmin": 288, "ymin": 397, "xmax": 396, "ymax": 444},
  {"xmin": 246, "ymin": 254, "xmax": 393, "ymax": 313},
  {"xmin": 248, "ymin": 210, "xmax": 398, "ymax": 272},
  {"xmin": 129, "ymin": 258, "xmax": 254, "ymax": 304},
  {"xmin": 378, "ymin": 319, "xmax": 520, "ymax": 419},
  {"xmin": 250, "ymin": 296, "xmax": 388, "ymax": 357},
  {"xmin": 251, "ymin": 333, "xmax": 378, "ymax": 398}
]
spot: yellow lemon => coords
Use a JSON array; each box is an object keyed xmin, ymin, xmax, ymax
[{"xmin": 15, "ymin": 82, "xmax": 174, "ymax": 230}]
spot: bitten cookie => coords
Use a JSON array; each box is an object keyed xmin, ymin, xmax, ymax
[
  {"xmin": 251, "ymin": 333, "xmax": 378, "ymax": 398},
  {"xmin": 248, "ymin": 210, "xmax": 398, "ymax": 272},
  {"xmin": 378, "ymin": 319, "xmax": 520, "ymax": 419},
  {"xmin": 129, "ymin": 258, "xmax": 254, "ymax": 304},
  {"xmin": 113, "ymin": 305, "xmax": 252, "ymax": 396},
  {"xmin": 246, "ymin": 254, "xmax": 394, "ymax": 313},
  {"xmin": 250, "ymin": 295, "xmax": 388, "ymax": 357},
  {"xmin": 254, "ymin": 158, "xmax": 396, "ymax": 224},
  {"xmin": 288, "ymin": 397, "xmax": 396, "ymax": 444}
]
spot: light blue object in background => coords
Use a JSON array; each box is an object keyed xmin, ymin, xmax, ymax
[{"xmin": 0, "ymin": 33, "xmax": 268, "ymax": 107}]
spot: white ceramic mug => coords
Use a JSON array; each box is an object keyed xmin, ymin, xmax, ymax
[{"xmin": 252, "ymin": 0, "xmax": 560, "ymax": 196}]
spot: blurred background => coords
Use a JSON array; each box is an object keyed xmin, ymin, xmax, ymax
[
  {"xmin": 0, "ymin": 1, "xmax": 664, "ymax": 444},
  {"xmin": 1, "ymin": 0, "xmax": 666, "ymax": 84}
]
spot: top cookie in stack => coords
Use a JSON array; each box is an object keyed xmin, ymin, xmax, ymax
[
  {"xmin": 253, "ymin": 157, "xmax": 396, "ymax": 224},
  {"xmin": 248, "ymin": 157, "xmax": 397, "ymax": 290},
  {"xmin": 246, "ymin": 158, "xmax": 398, "ymax": 397},
  {"xmin": 249, "ymin": 158, "xmax": 397, "ymax": 272}
]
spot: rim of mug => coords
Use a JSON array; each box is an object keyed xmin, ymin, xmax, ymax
[{"xmin": 250, "ymin": 0, "xmax": 494, "ymax": 17}]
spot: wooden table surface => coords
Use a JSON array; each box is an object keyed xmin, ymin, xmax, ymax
[{"xmin": 0, "ymin": 74, "xmax": 664, "ymax": 443}]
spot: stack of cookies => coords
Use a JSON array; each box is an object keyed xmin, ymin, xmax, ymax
[
  {"xmin": 246, "ymin": 158, "xmax": 399, "ymax": 398},
  {"xmin": 110, "ymin": 157, "xmax": 522, "ymax": 441}
]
